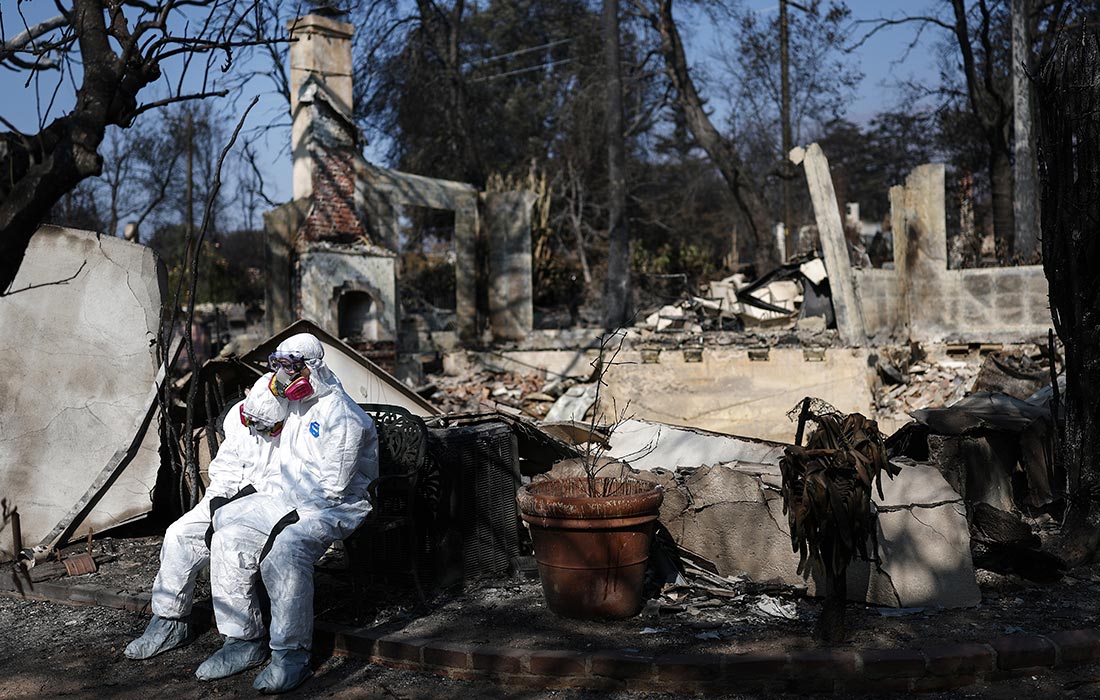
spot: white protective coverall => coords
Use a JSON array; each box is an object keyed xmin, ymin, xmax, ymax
[
  {"xmin": 208, "ymin": 333, "xmax": 378, "ymax": 652},
  {"xmin": 150, "ymin": 377, "xmax": 287, "ymax": 621},
  {"xmin": 125, "ymin": 376, "xmax": 287, "ymax": 661}
]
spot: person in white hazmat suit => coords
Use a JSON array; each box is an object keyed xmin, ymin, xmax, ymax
[
  {"xmin": 196, "ymin": 332, "xmax": 378, "ymax": 694},
  {"xmin": 124, "ymin": 375, "xmax": 289, "ymax": 660}
]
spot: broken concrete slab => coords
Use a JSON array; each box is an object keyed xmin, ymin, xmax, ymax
[
  {"xmin": 537, "ymin": 421, "xmax": 609, "ymax": 447},
  {"xmin": 790, "ymin": 143, "xmax": 866, "ymax": 345},
  {"xmin": 704, "ymin": 273, "xmax": 801, "ymax": 325},
  {"xmin": 657, "ymin": 460, "xmax": 980, "ymax": 608},
  {"xmin": 605, "ymin": 419, "xmax": 788, "ymax": 470},
  {"xmin": 544, "ymin": 384, "xmax": 598, "ymax": 423},
  {"xmin": 0, "ymin": 226, "xmax": 166, "ymax": 549},
  {"xmin": 927, "ymin": 433, "xmax": 1017, "ymax": 512},
  {"xmin": 682, "ymin": 463, "xmax": 767, "ymax": 509},
  {"xmin": 873, "ymin": 503, "xmax": 978, "ymax": 608}
]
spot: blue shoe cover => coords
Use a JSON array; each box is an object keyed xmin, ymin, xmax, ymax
[
  {"xmin": 195, "ymin": 637, "xmax": 269, "ymax": 680},
  {"xmin": 252, "ymin": 649, "xmax": 312, "ymax": 694},
  {"xmin": 124, "ymin": 615, "xmax": 192, "ymax": 660}
]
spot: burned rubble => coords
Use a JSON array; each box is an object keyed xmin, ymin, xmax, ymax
[{"xmin": 5, "ymin": 7, "xmax": 1100, "ymax": 697}]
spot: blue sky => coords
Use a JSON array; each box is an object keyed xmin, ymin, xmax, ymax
[{"xmin": 1, "ymin": 0, "xmax": 946, "ymax": 212}]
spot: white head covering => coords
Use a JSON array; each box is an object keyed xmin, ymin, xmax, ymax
[
  {"xmin": 275, "ymin": 333, "xmax": 324, "ymax": 362},
  {"xmin": 274, "ymin": 332, "xmax": 342, "ymax": 398},
  {"xmin": 242, "ymin": 373, "xmax": 289, "ymax": 428}
]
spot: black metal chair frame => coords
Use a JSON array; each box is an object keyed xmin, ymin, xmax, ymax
[{"xmin": 346, "ymin": 403, "xmax": 432, "ymax": 601}]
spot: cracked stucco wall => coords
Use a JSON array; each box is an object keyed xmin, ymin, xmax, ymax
[
  {"xmin": 638, "ymin": 453, "xmax": 980, "ymax": 609},
  {"xmin": 0, "ymin": 226, "xmax": 165, "ymax": 549}
]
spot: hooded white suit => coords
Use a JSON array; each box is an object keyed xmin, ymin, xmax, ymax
[
  {"xmin": 149, "ymin": 378, "xmax": 287, "ymax": 622},
  {"xmin": 208, "ymin": 333, "xmax": 378, "ymax": 652}
]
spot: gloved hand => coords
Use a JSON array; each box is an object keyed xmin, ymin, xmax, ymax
[
  {"xmin": 253, "ymin": 648, "xmax": 312, "ymax": 694},
  {"xmin": 195, "ymin": 637, "xmax": 269, "ymax": 680},
  {"xmin": 124, "ymin": 615, "xmax": 192, "ymax": 659}
]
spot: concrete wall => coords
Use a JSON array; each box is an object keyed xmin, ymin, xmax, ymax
[
  {"xmin": 484, "ymin": 191, "xmax": 536, "ymax": 342},
  {"xmin": 464, "ymin": 345, "xmax": 876, "ymax": 442},
  {"xmin": 854, "ymin": 267, "xmax": 903, "ymax": 339},
  {"xmin": 358, "ymin": 162, "xmax": 535, "ymax": 343},
  {"xmin": 928, "ymin": 267, "xmax": 1050, "ymax": 341},
  {"xmin": 647, "ymin": 461, "xmax": 980, "ymax": 608},
  {"xmin": 601, "ymin": 347, "xmax": 876, "ymax": 442},
  {"xmin": 358, "ymin": 162, "xmax": 482, "ymax": 340},
  {"xmin": 0, "ymin": 226, "xmax": 165, "ymax": 547},
  {"xmin": 263, "ymin": 199, "xmax": 309, "ymax": 334},
  {"xmin": 849, "ymin": 163, "xmax": 1051, "ymax": 343}
]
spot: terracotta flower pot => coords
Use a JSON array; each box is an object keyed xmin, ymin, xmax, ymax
[{"xmin": 517, "ymin": 477, "xmax": 664, "ymax": 619}]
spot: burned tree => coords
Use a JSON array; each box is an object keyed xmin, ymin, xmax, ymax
[
  {"xmin": 1036, "ymin": 26, "xmax": 1100, "ymax": 566},
  {"xmin": 630, "ymin": 0, "xmax": 779, "ymax": 273},
  {"xmin": 0, "ymin": 1, "xmax": 285, "ymax": 294},
  {"xmin": 853, "ymin": 1, "xmax": 1081, "ymax": 260},
  {"xmin": 603, "ymin": 0, "xmax": 632, "ymax": 329}
]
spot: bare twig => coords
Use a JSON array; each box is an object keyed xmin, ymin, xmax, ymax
[
  {"xmin": 131, "ymin": 89, "xmax": 230, "ymax": 119},
  {"xmin": 2, "ymin": 260, "xmax": 86, "ymax": 296},
  {"xmin": 156, "ymin": 96, "xmax": 258, "ymax": 512}
]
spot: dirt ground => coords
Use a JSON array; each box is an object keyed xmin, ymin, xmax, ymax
[
  {"xmin": 3, "ymin": 595, "xmax": 1100, "ymax": 700},
  {"xmin": 45, "ymin": 533, "xmax": 1100, "ymax": 657},
  {"xmin": 5, "ymin": 532, "xmax": 1100, "ymax": 698}
]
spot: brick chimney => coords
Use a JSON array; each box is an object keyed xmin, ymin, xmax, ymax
[{"xmin": 288, "ymin": 14, "xmax": 366, "ymax": 243}]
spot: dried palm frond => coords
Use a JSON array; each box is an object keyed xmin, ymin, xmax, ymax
[
  {"xmin": 779, "ymin": 403, "xmax": 898, "ymax": 643},
  {"xmin": 779, "ymin": 408, "xmax": 897, "ymax": 583}
]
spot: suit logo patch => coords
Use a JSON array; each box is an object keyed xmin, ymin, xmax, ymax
[{"xmin": 309, "ymin": 421, "xmax": 320, "ymax": 437}]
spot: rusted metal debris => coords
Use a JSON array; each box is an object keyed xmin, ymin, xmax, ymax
[{"xmin": 61, "ymin": 533, "xmax": 97, "ymax": 577}]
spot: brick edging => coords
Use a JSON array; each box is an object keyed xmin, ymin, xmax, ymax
[
  {"xmin": 5, "ymin": 580, "xmax": 1100, "ymax": 693},
  {"xmin": 317, "ymin": 624, "xmax": 1100, "ymax": 693}
]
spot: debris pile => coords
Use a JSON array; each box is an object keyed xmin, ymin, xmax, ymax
[
  {"xmin": 424, "ymin": 369, "xmax": 580, "ymax": 419},
  {"xmin": 874, "ymin": 344, "xmax": 1055, "ymax": 432},
  {"xmin": 635, "ymin": 257, "xmax": 832, "ymax": 333},
  {"xmin": 875, "ymin": 358, "xmax": 980, "ymax": 420},
  {"xmin": 642, "ymin": 544, "xmax": 809, "ymax": 640}
]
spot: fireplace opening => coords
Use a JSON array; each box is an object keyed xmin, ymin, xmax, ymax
[{"xmin": 338, "ymin": 289, "xmax": 381, "ymax": 342}]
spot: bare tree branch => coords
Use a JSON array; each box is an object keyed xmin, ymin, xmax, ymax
[
  {"xmin": 131, "ymin": 89, "xmax": 230, "ymax": 119},
  {"xmin": 847, "ymin": 15, "xmax": 955, "ymax": 52}
]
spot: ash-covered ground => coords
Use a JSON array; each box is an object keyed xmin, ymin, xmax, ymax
[{"xmin": 4, "ymin": 532, "xmax": 1100, "ymax": 698}]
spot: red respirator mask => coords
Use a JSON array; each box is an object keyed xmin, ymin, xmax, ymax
[
  {"xmin": 269, "ymin": 368, "xmax": 314, "ymax": 401},
  {"xmin": 268, "ymin": 352, "xmax": 315, "ymax": 401}
]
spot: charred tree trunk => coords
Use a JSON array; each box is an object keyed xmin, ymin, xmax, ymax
[
  {"xmin": 0, "ymin": 0, "xmax": 149, "ymax": 292},
  {"xmin": 815, "ymin": 560, "xmax": 847, "ymax": 645},
  {"xmin": 1011, "ymin": 0, "xmax": 1040, "ymax": 260},
  {"xmin": 633, "ymin": 0, "xmax": 778, "ymax": 274},
  {"xmin": 1036, "ymin": 26, "xmax": 1100, "ymax": 567},
  {"xmin": 950, "ymin": 0, "xmax": 1016, "ymax": 258},
  {"xmin": 603, "ymin": 0, "xmax": 632, "ymax": 329},
  {"xmin": 990, "ymin": 142, "xmax": 1016, "ymax": 258},
  {"xmin": 415, "ymin": 0, "xmax": 485, "ymax": 186}
]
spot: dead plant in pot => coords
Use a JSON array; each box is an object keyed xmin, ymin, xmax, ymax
[{"xmin": 517, "ymin": 330, "xmax": 664, "ymax": 619}]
